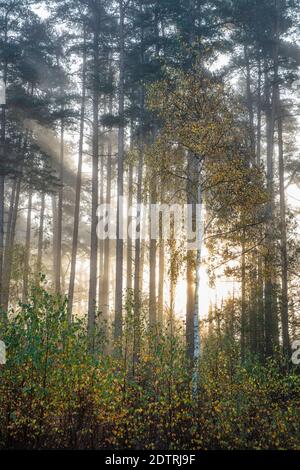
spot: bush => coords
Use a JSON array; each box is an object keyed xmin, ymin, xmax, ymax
[{"xmin": 0, "ymin": 283, "xmax": 300, "ymax": 449}]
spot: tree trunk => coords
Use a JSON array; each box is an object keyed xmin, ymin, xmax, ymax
[
  {"xmin": 241, "ymin": 235, "xmax": 247, "ymax": 361},
  {"xmin": 244, "ymin": 45, "xmax": 255, "ymax": 160},
  {"xmin": 0, "ymin": 174, "xmax": 4, "ymax": 305},
  {"xmin": 0, "ymin": 19, "xmax": 8, "ymax": 308},
  {"xmin": 149, "ymin": 186, "xmax": 157, "ymax": 327},
  {"xmin": 192, "ymin": 168, "xmax": 202, "ymax": 397},
  {"xmin": 68, "ymin": 29, "xmax": 87, "ymax": 322},
  {"xmin": 133, "ymin": 142, "xmax": 143, "ymax": 371},
  {"xmin": 264, "ymin": 63, "xmax": 276, "ymax": 358},
  {"xmin": 186, "ymin": 151, "xmax": 196, "ymax": 363},
  {"xmin": 157, "ymin": 187, "xmax": 165, "ymax": 325},
  {"xmin": 22, "ymin": 188, "xmax": 32, "ymax": 301},
  {"xmin": 101, "ymin": 91, "xmax": 113, "ymax": 323},
  {"xmin": 52, "ymin": 195, "xmax": 58, "ymax": 289},
  {"xmin": 277, "ymin": 101, "xmax": 291, "ymax": 355},
  {"xmin": 36, "ymin": 192, "xmax": 45, "ymax": 276},
  {"xmin": 55, "ymin": 118, "xmax": 64, "ymax": 293},
  {"xmin": 114, "ymin": 0, "xmax": 125, "ymax": 343},
  {"xmin": 1, "ymin": 178, "xmax": 21, "ymax": 311},
  {"xmin": 87, "ymin": 29, "xmax": 100, "ymax": 348}
]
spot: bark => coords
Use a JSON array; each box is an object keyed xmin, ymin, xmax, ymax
[
  {"xmin": 87, "ymin": 29, "xmax": 100, "ymax": 347},
  {"xmin": 0, "ymin": 175, "xmax": 4, "ymax": 304},
  {"xmin": 264, "ymin": 61, "xmax": 277, "ymax": 358},
  {"xmin": 157, "ymin": 188, "xmax": 165, "ymax": 325},
  {"xmin": 52, "ymin": 195, "xmax": 58, "ymax": 289},
  {"xmin": 192, "ymin": 167, "xmax": 202, "ymax": 397},
  {"xmin": 186, "ymin": 151, "xmax": 196, "ymax": 363},
  {"xmin": 0, "ymin": 13, "xmax": 8, "ymax": 307},
  {"xmin": 126, "ymin": 162, "xmax": 133, "ymax": 291},
  {"xmin": 139, "ymin": 201, "xmax": 147, "ymax": 293},
  {"xmin": 36, "ymin": 192, "xmax": 45, "ymax": 276},
  {"xmin": 241, "ymin": 235, "xmax": 247, "ymax": 361},
  {"xmin": 114, "ymin": 0, "xmax": 125, "ymax": 343},
  {"xmin": 277, "ymin": 102, "xmax": 291, "ymax": 355},
  {"xmin": 264, "ymin": 1, "xmax": 283, "ymax": 357},
  {"xmin": 149, "ymin": 186, "xmax": 157, "ymax": 328},
  {"xmin": 1, "ymin": 178, "xmax": 21, "ymax": 311},
  {"xmin": 68, "ymin": 29, "xmax": 87, "ymax": 322},
  {"xmin": 244, "ymin": 46, "xmax": 255, "ymax": 160},
  {"xmin": 133, "ymin": 142, "xmax": 143, "ymax": 371},
  {"xmin": 1, "ymin": 131, "xmax": 28, "ymax": 310},
  {"xmin": 101, "ymin": 90, "xmax": 113, "ymax": 323},
  {"xmin": 55, "ymin": 118, "xmax": 64, "ymax": 293},
  {"xmin": 256, "ymin": 57, "xmax": 265, "ymax": 359},
  {"xmin": 98, "ymin": 138, "xmax": 105, "ymax": 311},
  {"xmin": 257, "ymin": 57, "xmax": 262, "ymax": 165},
  {"xmin": 22, "ymin": 188, "xmax": 32, "ymax": 302}
]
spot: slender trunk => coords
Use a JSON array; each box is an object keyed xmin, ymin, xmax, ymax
[
  {"xmin": 36, "ymin": 192, "xmax": 45, "ymax": 276},
  {"xmin": 0, "ymin": 19, "xmax": 8, "ymax": 307},
  {"xmin": 277, "ymin": 104, "xmax": 290, "ymax": 355},
  {"xmin": 133, "ymin": 143, "xmax": 143, "ymax": 371},
  {"xmin": 22, "ymin": 189, "xmax": 32, "ymax": 301},
  {"xmin": 241, "ymin": 235, "xmax": 246, "ymax": 361},
  {"xmin": 87, "ymin": 29, "xmax": 100, "ymax": 347},
  {"xmin": 149, "ymin": 187, "xmax": 157, "ymax": 327},
  {"xmin": 68, "ymin": 29, "xmax": 87, "ymax": 321},
  {"xmin": 114, "ymin": 0, "xmax": 125, "ymax": 343},
  {"xmin": 126, "ymin": 162, "xmax": 133, "ymax": 290},
  {"xmin": 264, "ymin": 63, "xmax": 276, "ymax": 358},
  {"xmin": 257, "ymin": 57, "xmax": 262, "ymax": 165},
  {"xmin": 1, "ymin": 178, "xmax": 21, "ymax": 311},
  {"xmin": 256, "ymin": 56, "xmax": 264, "ymax": 358},
  {"xmin": 245, "ymin": 46, "xmax": 255, "ymax": 160},
  {"xmin": 186, "ymin": 151, "xmax": 196, "ymax": 363},
  {"xmin": 5, "ymin": 181, "xmax": 16, "ymax": 252},
  {"xmin": 0, "ymin": 175, "xmax": 4, "ymax": 304},
  {"xmin": 139, "ymin": 201, "xmax": 147, "ymax": 293},
  {"xmin": 98, "ymin": 139, "xmax": 105, "ymax": 311},
  {"xmin": 157, "ymin": 187, "xmax": 165, "ymax": 325},
  {"xmin": 102, "ymin": 93, "xmax": 113, "ymax": 323},
  {"xmin": 55, "ymin": 117, "xmax": 64, "ymax": 293},
  {"xmin": 249, "ymin": 263, "xmax": 258, "ymax": 355},
  {"xmin": 1, "ymin": 128, "xmax": 28, "ymax": 311},
  {"xmin": 52, "ymin": 195, "xmax": 58, "ymax": 288},
  {"xmin": 192, "ymin": 169, "xmax": 202, "ymax": 397}
]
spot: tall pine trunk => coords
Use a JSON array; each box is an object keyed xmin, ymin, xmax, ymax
[
  {"xmin": 36, "ymin": 192, "xmax": 45, "ymax": 276},
  {"xmin": 186, "ymin": 151, "xmax": 196, "ymax": 363},
  {"xmin": 264, "ymin": 63, "xmax": 276, "ymax": 358},
  {"xmin": 149, "ymin": 186, "xmax": 157, "ymax": 327},
  {"xmin": 87, "ymin": 29, "xmax": 100, "ymax": 347},
  {"xmin": 102, "ymin": 91, "xmax": 113, "ymax": 323},
  {"xmin": 22, "ymin": 188, "xmax": 32, "ymax": 301},
  {"xmin": 68, "ymin": 29, "xmax": 87, "ymax": 321},
  {"xmin": 157, "ymin": 187, "xmax": 165, "ymax": 325},
  {"xmin": 192, "ymin": 166, "xmax": 202, "ymax": 396},
  {"xmin": 0, "ymin": 18, "xmax": 8, "ymax": 308},
  {"xmin": 55, "ymin": 118, "xmax": 64, "ymax": 293},
  {"xmin": 2, "ymin": 178, "xmax": 21, "ymax": 311},
  {"xmin": 114, "ymin": 0, "xmax": 125, "ymax": 343},
  {"xmin": 133, "ymin": 141, "xmax": 143, "ymax": 371},
  {"xmin": 277, "ymin": 99, "xmax": 290, "ymax": 355}
]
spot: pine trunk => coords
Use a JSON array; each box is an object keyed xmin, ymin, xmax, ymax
[
  {"xmin": 87, "ymin": 29, "xmax": 100, "ymax": 347},
  {"xmin": 114, "ymin": 0, "xmax": 125, "ymax": 343},
  {"xmin": 68, "ymin": 29, "xmax": 87, "ymax": 321},
  {"xmin": 22, "ymin": 189, "xmax": 32, "ymax": 301}
]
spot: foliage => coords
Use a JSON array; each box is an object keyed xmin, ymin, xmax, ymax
[{"xmin": 0, "ymin": 283, "xmax": 300, "ymax": 450}]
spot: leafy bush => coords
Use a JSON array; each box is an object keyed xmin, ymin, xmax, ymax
[{"xmin": 0, "ymin": 283, "xmax": 300, "ymax": 449}]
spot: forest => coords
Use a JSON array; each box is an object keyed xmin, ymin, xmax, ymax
[{"xmin": 0, "ymin": 0, "xmax": 300, "ymax": 451}]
